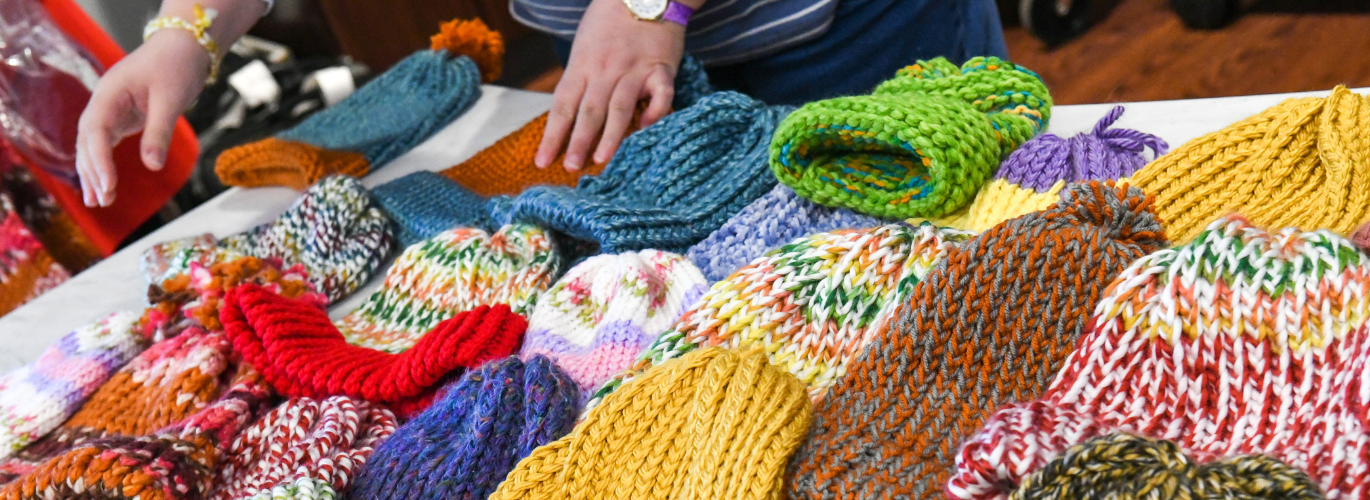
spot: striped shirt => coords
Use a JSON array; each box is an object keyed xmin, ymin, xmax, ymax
[{"xmin": 509, "ymin": 0, "xmax": 838, "ymax": 65}]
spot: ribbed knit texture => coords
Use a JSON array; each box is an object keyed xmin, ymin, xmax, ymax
[
  {"xmin": 220, "ymin": 283, "xmax": 528, "ymax": 417},
  {"xmin": 949, "ymin": 216, "xmax": 1370, "ymax": 500},
  {"xmin": 771, "ymin": 57, "xmax": 1052, "ymax": 220},
  {"xmin": 928, "ymin": 106, "xmax": 1168, "ymax": 232},
  {"xmin": 335, "ymin": 224, "xmax": 559, "ymax": 353},
  {"xmin": 0, "ymin": 312, "xmax": 147, "ymax": 460},
  {"xmin": 439, "ymin": 112, "xmax": 616, "ymax": 196},
  {"xmin": 1010, "ymin": 434, "xmax": 1324, "ymax": 500},
  {"xmin": 518, "ymin": 250, "xmax": 708, "ymax": 402},
  {"xmin": 211, "ymin": 397, "xmax": 397, "ymax": 500},
  {"xmin": 349, "ymin": 355, "xmax": 579, "ymax": 500},
  {"xmin": 0, "ymin": 194, "xmax": 70, "ymax": 316},
  {"xmin": 1132, "ymin": 85, "xmax": 1370, "ymax": 243},
  {"xmin": 785, "ymin": 182, "xmax": 1167, "ymax": 500},
  {"xmin": 589, "ymin": 223, "xmax": 971, "ymax": 412},
  {"xmin": 369, "ymin": 171, "xmax": 495, "ymax": 247},
  {"xmin": 490, "ymin": 91, "xmax": 792, "ymax": 254},
  {"xmin": 686, "ymin": 184, "xmax": 886, "ymax": 282},
  {"xmin": 489, "ymin": 347, "xmax": 813, "ymax": 500}
]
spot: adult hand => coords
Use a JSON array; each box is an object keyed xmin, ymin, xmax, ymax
[{"xmin": 535, "ymin": 0, "xmax": 689, "ymax": 171}]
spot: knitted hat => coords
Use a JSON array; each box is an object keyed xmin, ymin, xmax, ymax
[
  {"xmin": 518, "ymin": 250, "xmax": 709, "ymax": 402},
  {"xmin": 1132, "ymin": 85, "xmax": 1370, "ymax": 244},
  {"xmin": 770, "ymin": 57, "xmax": 1052, "ymax": 220},
  {"xmin": 215, "ymin": 19, "xmax": 503, "ymax": 190},
  {"xmin": 785, "ymin": 182, "xmax": 1167, "ymax": 500},
  {"xmin": 335, "ymin": 224, "xmax": 559, "ymax": 353},
  {"xmin": 438, "ymin": 111, "xmax": 629, "ymax": 197},
  {"xmin": 685, "ymin": 184, "xmax": 887, "ymax": 282},
  {"xmin": 220, "ymin": 283, "xmax": 528, "ymax": 417},
  {"xmin": 1010, "ymin": 434, "xmax": 1324, "ymax": 500},
  {"xmin": 489, "ymin": 91, "xmax": 792, "ymax": 254},
  {"xmin": 489, "ymin": 347, "xmax": 812, "ymax": 500},
  {"xmin": 0, "ymin": 312, "xmax": 147, "ymax": 460},
  {"xmin": 369, "ymin": 171, "xmax": 495, "ymax": 247},
  {"xmin": 144, "ymin": 256, "xmax": 326, "ymax": 335},
  {"xmin": 246, "ymin": 478, "xmax": 337, "ymax": 500},
  {"xmin": 949, "ymin": 216, "xmax": 1370, "ymax": 500},
  {"xmin": 0, "ymin": 194, "xmax": 70, "ymax": 316},
  {"xmin": 927, "ymin": 106, "xmax": 1169, "ymax": 232},
  {"xmin": 210, "ymin": 397, "xmax": 397, "ymax": 500},
  {"xmin": 589, "ymin": 223, "xmax": 971, "ymax": 412},
  {"xmin": 349, "ymin": 355, "xmax": 579, "ymax": 500}
]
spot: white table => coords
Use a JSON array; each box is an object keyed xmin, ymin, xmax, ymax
[{"xmin": 0, "ymin": 85, "xmax": 1360, "ymax": 371}]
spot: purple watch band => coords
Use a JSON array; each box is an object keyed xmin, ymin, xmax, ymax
[{"xmin": 662, "ymin": 1, "xmax": 694, "ymax": 26}]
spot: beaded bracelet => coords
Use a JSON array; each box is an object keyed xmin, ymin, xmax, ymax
[{"xmin": 143, "ymin": 4, "xmax": 221, "ymax": 84}]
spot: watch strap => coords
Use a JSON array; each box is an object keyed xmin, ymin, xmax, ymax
[{"xmin": 662, "ymin": 1, "xmax": 694, "ymax": 26}]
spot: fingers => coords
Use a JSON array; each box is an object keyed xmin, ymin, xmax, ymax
[
  {"xmin": 140, "ymin": 92, "xmax": 180, "ymax": 171},
  {"xmin": 562, "ymin": 78, "xmax": 616, "ymax": 172},
  {"xmin": 640, "ymin": 69, "xmax": 674, "ymax": 129},
  {"xmin": 592, "ymin": 76, "xmax": 644, "ymax": 165},
  {"xmin": 77, "ymin": 90, "xmax": 125, "ymax": 208},
  {"xmin": 536, "ymin": 76, "xmax": 586, "ymax": 169},
  {"xmin": 86, "ymin": 126, "xmax": 119, "ymax": 207},
  {"xmin": 76, "ymin": 135, "xmax": 97, "ymax": 207}
]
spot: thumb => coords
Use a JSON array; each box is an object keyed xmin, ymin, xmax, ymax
[{"xmin": 139, "ymin": 92, "xmax": 181, "ymax": 171}]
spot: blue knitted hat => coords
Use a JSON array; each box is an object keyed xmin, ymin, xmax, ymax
[
  {"xmin": 348, "ymin": 355, "xmax": 579, "ymax": 500},
  {"xmin": 370, "ymin": 171, "xmax": 495, "ymax": 247},
  {"xmin": 686, "ymin": 184, "xmax": 887, "ymax": 282},
  {"xmin": 490, "ymin": 91, "xmax": 793, "ymax": 254}
]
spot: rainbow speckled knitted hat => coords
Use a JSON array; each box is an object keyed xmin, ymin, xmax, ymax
[
  {"xmin": 770, "ymin": 57, "xmax": 1052, "ymax": 220},
  {"xmin": 950, "ymin": 215, "xmax": 1370, "ymax": 500}
]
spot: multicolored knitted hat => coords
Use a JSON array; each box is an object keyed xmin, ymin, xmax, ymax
[
  {"xmin": 588, "ymin": 223, "xmax": 970, "ymax": 411},
  {"xmin": 1132, "ymin": 85, "xmax": 1370, "ymax": 243},
  {"xmin": 220, "ymin": 283, "xmax": 528, "ymax": 417},
  {"xmin": 949, "ymin": 216, "xmax": 1370, "ymax": 500},
  {"xmin": 489, "ymin": 347, "xmax": 812, "ymax": 500},
  {"xmin": 0, "ymin": 312, "xmax": 147, "ymax": 460},
  {"xmin": 335, "ymin": 224, "xmax": 559, "ymax": 353},
  {"xmin": 785, "ymin": 182, "xmax": 1167, "ymax": 500},
  {"xmin": 518, "ymin": 250, "xmax": 708, "ymax": 402},
  {"xmin": 770, "ymin": 57, "xmax": 1052, "ymax": 220},
  {"xmin": 368, "ymin": 171, "xmax": 495, "ymax": 247},
  {"xmin": 210, "ymin": 397, "xmax": 397, "ymax": 500},
  {"xmin": 0, "ymin": 194, "xmax": 69, "ymax": 316},
  {"xmin": 215, "ymin": 19, "xmax": 503, "ymax": 190},
  {"xmin": 144, "ymin": 256, "xmax": 326, "ymax": 335},
  {"xmin": 489, "ymin": 91, "xmax": 792, "ymax": 254},
  {"xmin": 686, "ymin": 184, "xmax": 886, "ymax": 282},
  {"xmin": 927, "ymin": 106, "xmax": 1168, "ymax": 232},
  {"xmin": 350, "ymin": 355, "xmax": 579, "ymax": 500}
]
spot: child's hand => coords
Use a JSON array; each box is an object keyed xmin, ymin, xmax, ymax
[{"xmin": 536, "ymin": 0, "xmax": 687, "ymax": 171}]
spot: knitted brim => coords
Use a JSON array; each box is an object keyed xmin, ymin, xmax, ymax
[
  {"xmin": 438, "ymin": 111, "xmax": 627, "ymax": 197},
  {"xmin": 0, "ymin": 195, "xmax": 70, "ymax": 316},
  {"xmin": 490, "ymin": 91, "xmax": 792, "ymax": 254},
  {"xmin": 770, "ymin": 57, "xmax": 1052, "ymax": 220},
  {"xmin": 1132, "ymin": 85, "xmax": 1370, "ymax": 243},
  {"xmin": 518, "ymin": 250, "xmax": 709, "ymax": 402},
  {"xmin": 949, "ymin": 216, "xmax": 1370, "ymax": 500},
  {"xmin": 490, "ymin": 347, "xmax": 812, "ymax": 500},
  {"xmin": 350, "ymin": 356, "xmax": 578, "ymax": 500},
  {"xmin": 926, "ymin": 106, "xmax": 1168, "ymax": 232},
  {"xmin": 220, "ymin": 283, "xmax": 528, "ymax": 417},
  {"xmin": 686, "ymin": 184, "xmax": 886, "ymax": 282},
  {"xmin": 215, "ymin": 138, "xmax": 370, "ymax": 191},
  {"xmin": 335, "ymin": 224, "xmax": 559, "ymax": 353},
  {"xmin": 369, "ymin": 171, "xmax": 494, "ymax": 248},
  {"xmin": 786, "ymin": 182, "xmax": 1166, "ymax": 500}
]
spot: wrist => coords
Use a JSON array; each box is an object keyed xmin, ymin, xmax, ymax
[{"xmin": 145, "ymin": 28, "xmax": 214, "ymax": 77}]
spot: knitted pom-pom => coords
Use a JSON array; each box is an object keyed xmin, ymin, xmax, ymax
[
  {"xmin": 431, "ymin": 18, "xmax": 504, "ymax": 83},
  {"xmin": 999, "ymin": 106, "xmax": 1167, "ymax": 192},
  {"xmin": 1043, "ymin": 181, "xmax": 1167, "ymax": 250}
]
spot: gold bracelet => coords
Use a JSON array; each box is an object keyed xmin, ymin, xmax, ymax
[{"xmin": 143, "ymin": 5, "xmax": 221, "ymax": 84}]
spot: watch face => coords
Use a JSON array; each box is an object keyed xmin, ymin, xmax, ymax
[{"xmin": 625, "ymin": 0, "xmax": 668, "ymax": 19}]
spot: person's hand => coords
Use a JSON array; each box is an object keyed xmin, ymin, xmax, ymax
[
  {"xmin": 536, "ymin": 0, "xmax": 686, "ymax": 172},
  {"xmin": 76, "ymin": 29, "xmax": 209, "ymax": 207}
]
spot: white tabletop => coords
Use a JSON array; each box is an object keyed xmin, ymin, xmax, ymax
[{"xmin": 0, "ymin": 85, "xmax": 1361, "ymax": 371}]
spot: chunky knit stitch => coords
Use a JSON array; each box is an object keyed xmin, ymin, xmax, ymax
[
  {"xmin": 144, "ymin": 256, "xmax": 326, "ymax": 335},
  {"xmin": 686, "ymin": 184, "xmax": 886, "ymax": 282},
  {"xmin": 490, "ymin": 347, "xmax": 812, "ymax": 500},
  {"xmin": 490, "ymin": 91, "xmax": 792, "ymax": 254},
  {"xmin": 519, "ymin": 250, "xmax": 708, "ymax": 402},
  {"xmin": 0, "ymin": 312, "xmax": 147, "ymax": 459},
  {"xmin": 785, "ymin": 182, "xmax": 1167, "ymax": 500},
  {"xmin": 439, "ymin": 112, "xmax": 625, "ymax": 196},
  {"xmin": 0, "ymin": 194, "xmax": 69, "ymax": 316},
  {"xmin": 369, "ymin": 171, "xmax": 495, "ymax": 247},
  {"xmin": 349, "ymin": 355, "xmax": 579, "ymax": 500},
  {"xmin": 248, "ymin": 478, "xmax": 337, "ymax": 500},
  {"xmin": 221, "ymin": 283, "xmax": 528, "ymax": 417},
  {"xmin": 1132, "ymin": 85, "xmax": 1370, "ymax": 243},
  {"xmin": 949, "ymin": 216, "xmax": 1370, "ymax": 500},
  {"xmin": 929, "ymin": 106, "xmax": 1168, "ymax": 232},
  {"xmin": 771, "ymin": 57, "xmax": 1052, "ymax": 219}
]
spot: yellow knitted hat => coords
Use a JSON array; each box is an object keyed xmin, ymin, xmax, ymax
[
  {"xmin": 489, "ymin": 347, "xmax": 813, "ymax": 500},
  {"xmin": 1132, "ymin": 85, "xmax": 1370, "ymax": 243}
]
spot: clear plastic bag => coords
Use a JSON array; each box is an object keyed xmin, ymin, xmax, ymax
[{"xmin": 0, "ymin": 0, "xmax": 103, "ymax": 187}]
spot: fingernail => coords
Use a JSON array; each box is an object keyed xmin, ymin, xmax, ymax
[{"xmin": 144, "ymin": 149, "xmax": 166, "ymax": 171}]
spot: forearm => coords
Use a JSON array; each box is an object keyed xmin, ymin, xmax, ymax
[{"xmin": 155, "ymin": 0, "xmax": 266, "ymax": 58}]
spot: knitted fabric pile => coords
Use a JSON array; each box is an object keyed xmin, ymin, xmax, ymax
[
  {"xmin": 143, "ymin": 255, "xmax": 326, "ymax": 334},
  {"xmin": 490, "ymin": 347, "xmax": 812, "ymax": 500},
  {"xmin": 785, "ymin": 182, "xmax": 1166, "ymax": 500},
  {"xmin": 770, "ymin": 57, "xmax": 1052, "ymax": 219},
  {"xmin": 0, "ymin": 193, "xmax": 69, "ymax": 316},
  {"xmin": 949, "ymin": 216, "xmax": 1370, "ymax": 500},
  {"xmin": 927, "ymin": 106, "xmax": 1168, "ymax": 232},
  {"xmin": 518, "ymin": 250, "xmax": 708, "ymax": 402},
  {"xmin": 1132, "ymin": 85, "xmax": 1370, "ymax": 243}
]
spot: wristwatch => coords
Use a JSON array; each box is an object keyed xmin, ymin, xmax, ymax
[{"xmin": 623, "ymin": 0, "xmax": 694, "ymax": 26}]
